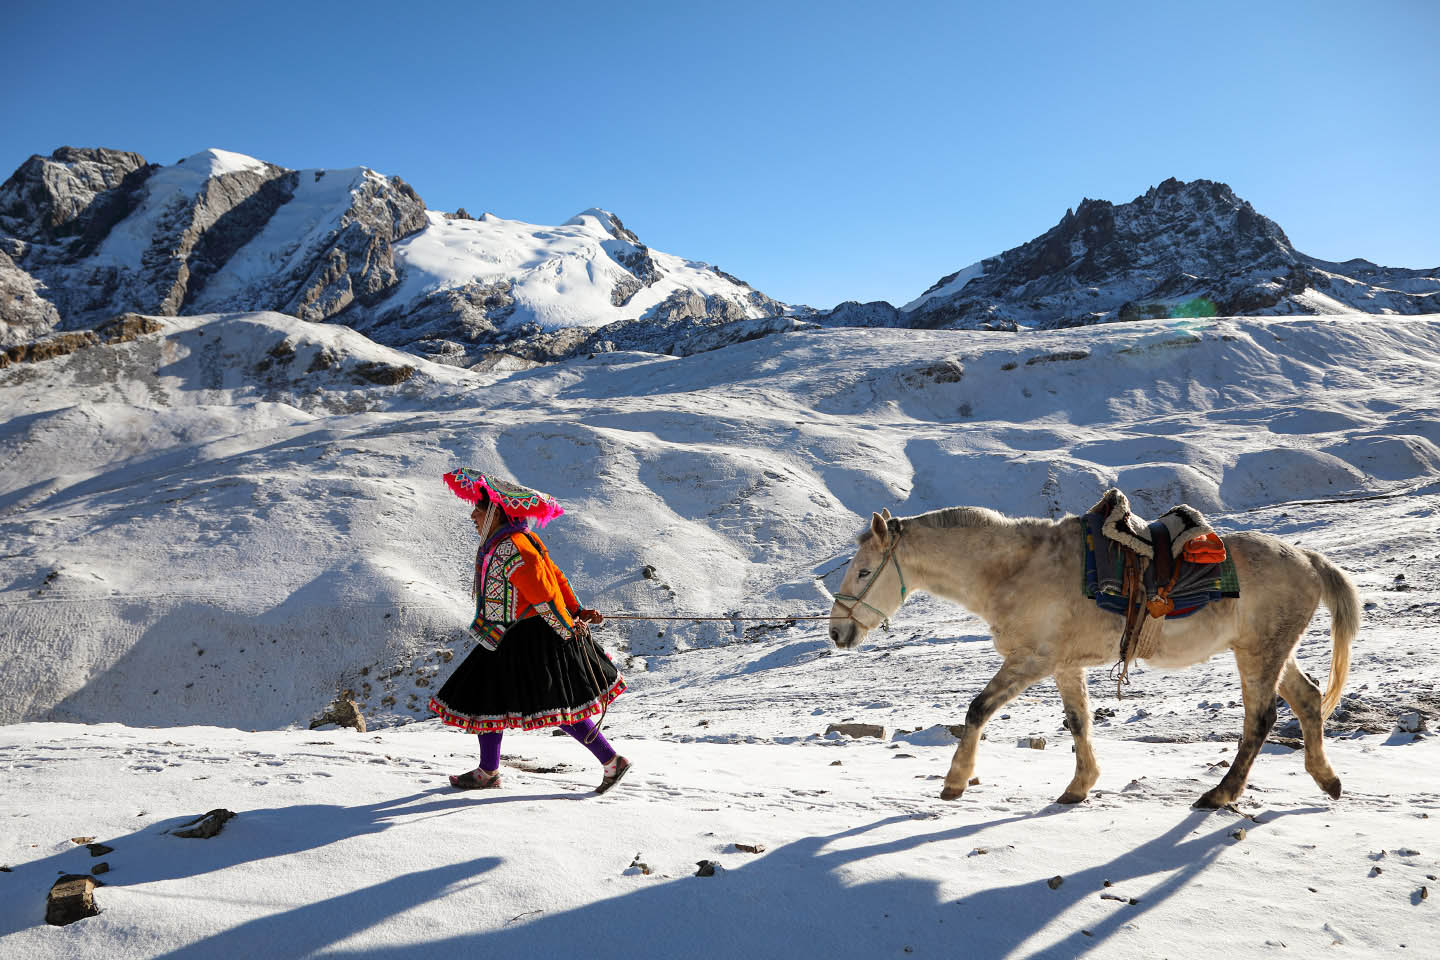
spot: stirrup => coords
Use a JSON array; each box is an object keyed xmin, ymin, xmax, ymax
[{"xmin": 450, "ymin": 768, "xmax": 501, "ymax": 790}]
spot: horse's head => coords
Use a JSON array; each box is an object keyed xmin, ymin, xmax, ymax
[{"xmin": 829, "ymin": 509, "xmax": 908, "ymax": 649}]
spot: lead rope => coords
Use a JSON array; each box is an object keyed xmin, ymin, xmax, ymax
[{"xmin": 573, "ymin": 534, "xmax": 906, "ymax": 742}]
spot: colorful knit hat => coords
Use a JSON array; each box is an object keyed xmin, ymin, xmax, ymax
[{"xmin": 443, "ymin": 468, "xmax": 565, "ymax": 527}]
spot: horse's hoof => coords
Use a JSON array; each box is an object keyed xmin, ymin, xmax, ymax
[
  {"xmin": 1322, "ymin": 777, "xmax": 1342, "ymax": 800},
  {"xmin": 1192, "ymin": 789, "xmax": 1227, "ymax": 809},
  {"xmin": 1056, "ymin": 791, "xmax": 1086, "ymax": 805},
  {"xmin": 939, "ymin": 785, "xmax": 965, "ymax": 801}
]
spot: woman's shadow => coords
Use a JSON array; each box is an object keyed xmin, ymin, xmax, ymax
[{"xmin": 0, "ymin": 787, "xmax": 565, "ymax": 940}]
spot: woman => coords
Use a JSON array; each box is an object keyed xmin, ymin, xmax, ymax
[{"xmin": 429, "ymin": 468, "xmax": 630, "ymax": 793}]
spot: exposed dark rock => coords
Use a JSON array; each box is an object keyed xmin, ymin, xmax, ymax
[
  {"xmin": 899, "ymin": 358, "xmax": 965, "ymax": 386},
  {"xmin": 1, "ymin": 330, "xmax": 100, "ymax": 368},
  {"xmin": 351, "ymin": 361, "xmax": 415, "ymax": 386},
  {"xmin": 171, "ymin": 809, "xmax": 236, "ymax": 839},
  {"xmin": 288, "ymin": 174, "xmax": 427, "ymax": 322},
  {"xmin": 0, "ymin": 249, "xmax": 64, "ymax": 345},
  {"xmin": 311, "ymin": 697, "xmax": 367, "ymax": 732},
  {"xmin": 0, "ymin": 146, "xmax": 153, "ymax": 245},
  {"xmin": 85, "ymin": 843, "xmax": 113, "ymax": 857},
  {"xmin": 825, "ymin": 722, "xmax": 885, "ymax": 739},
  {"xmin": 46, "ymin": 874, "xmax": 100, "ymax": 925},
  {"xmin": 821, "ymin": 300, "xmax": 903, "ymax": 327}
]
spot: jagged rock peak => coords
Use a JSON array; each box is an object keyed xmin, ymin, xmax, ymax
[
  {"xmin": 902, "ymin": 176, "xmax": 1437, "ymax": 329},
  {"xmin": 0, "ymin": 146, "xmax": 154, "ymax": 242}
]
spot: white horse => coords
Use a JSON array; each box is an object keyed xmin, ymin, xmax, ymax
[{"xmin": 828, "ymin": 506, "xmax": 1359, "ymax": 808}]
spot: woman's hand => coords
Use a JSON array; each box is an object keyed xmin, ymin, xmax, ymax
[{"xmin": 576, "ymin": 608, "xmax": 604, "ymax": 625}]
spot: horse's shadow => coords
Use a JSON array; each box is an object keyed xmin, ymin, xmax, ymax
[{"xmin": 42, "ymin": 791, "xmax": 1322, "ymax": 960}]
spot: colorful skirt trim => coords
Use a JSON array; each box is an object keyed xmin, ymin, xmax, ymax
[
  {"xmin": 427, "ymin": 614, "xmax": 625, "ymax": 734},
  {"xmin": 428, "ymin": 678, "xmax": 627, "ymax": 733}
]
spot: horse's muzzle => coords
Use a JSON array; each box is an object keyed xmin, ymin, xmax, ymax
[{"xmin": 829, "ymin": 620, "xmax": 860, "ymax": 649}]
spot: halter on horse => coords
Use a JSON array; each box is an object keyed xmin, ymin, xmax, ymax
[{"xmin": 829, "ymin": 521, "xmax": 907, "ymax": 641}]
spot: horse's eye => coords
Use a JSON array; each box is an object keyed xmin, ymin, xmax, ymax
[{"xmin": 858, "ymin": 569, "xmax": 872, "ymax": 578}]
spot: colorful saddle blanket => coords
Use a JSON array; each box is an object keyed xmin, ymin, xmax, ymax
[{"xmin": 1081, "ymin": 489, "xmax": 1239, "ymax": 618}]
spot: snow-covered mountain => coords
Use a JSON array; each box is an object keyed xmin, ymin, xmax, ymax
[
  {"xmin": 865, "ymin": 178, "xmax": 1440, "ymax": 330},
  {"xmin": 0, "ymin": 147, "xmax": 793, "ymax": 364}
]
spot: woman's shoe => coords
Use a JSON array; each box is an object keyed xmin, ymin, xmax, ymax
[
  {"xmin": 595, "ymin": 756, "xmax": 631, "ymax": 795},
  {"xmin": 450, "ymin": 767, "xmax": 501, "ymax": 790}
]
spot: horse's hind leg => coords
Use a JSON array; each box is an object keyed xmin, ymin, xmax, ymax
[
  {"xmin": 1055, "ymin": 667, "xmax": 1099, "ymax": 804},
  {"xmin": 941, "ymin": 654, "xmax": 1049, "ymax": 801},
  {"xmin": 1278, "ymin": 657, "xmax": 1342, "ymax": 799},
  {"xmin": 1195, "ymin": 644, "xmax": 1285, "ymax": 809}
]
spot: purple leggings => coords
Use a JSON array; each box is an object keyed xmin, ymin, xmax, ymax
[{"xmin": 478, "ymin": 717, "xmax": 616, "ymax": 771}]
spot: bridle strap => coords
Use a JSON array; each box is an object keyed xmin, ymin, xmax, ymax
[{"xmin": 832, "ymin": 531, "xmax": 907, "ymax": 629}]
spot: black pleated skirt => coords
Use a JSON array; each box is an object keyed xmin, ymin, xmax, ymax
[{"xmin": 427, "ymin": 616, "xmax": 625, "ymax": 733}]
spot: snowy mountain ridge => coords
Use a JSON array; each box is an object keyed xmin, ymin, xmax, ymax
[{"xmin": 0, "ymin": 147, "xmax": 790, "ymax": 365}]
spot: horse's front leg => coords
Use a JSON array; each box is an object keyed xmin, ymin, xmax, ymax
[
  {"xmin": 941, "ymin": 654, "xmax": 1049, "ymax": 801},
  {"xmin": 1055, "ymin": 667, "xmax": 1099, "ymax": 804}
]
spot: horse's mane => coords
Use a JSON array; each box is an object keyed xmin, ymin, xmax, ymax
[
  {"xmin": 908, "ymin": 506, "xmax": 1014, "ymax": 530},
  {"xmin": 857, "ymin": 506, "xmax": 1015, "ymax": 544}
]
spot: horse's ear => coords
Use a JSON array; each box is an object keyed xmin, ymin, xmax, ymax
[
  {"xmin": 870, "ymin": 511, "xmax": 889, "ymax": 543},
  {"xmin": 881, "ymin": 508, "xmax": 892, "ymax": 520}
]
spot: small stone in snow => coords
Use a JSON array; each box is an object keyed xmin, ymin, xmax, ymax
[
  {"xmin": 1231, "ymin": 829, "xmax": 1246, "ymax": 842},
  {"xmin": 90, "ymin": 862, "xmax": 109, "ymax": 876},
  {"xmin": 1048, "ymin": 875, "xmax": 1064, "ymax": 890},
  {"xmin": 969, "ymin": 776, "xmax": 980, "ymax": 785},
  {"xmin": 695, "ymin": 860, "xmax": 721, "ymax": 877},
  {"xmin": 1396, "ymin": 712, "xmax": 1426, "ymax": 733},
  {"xmin": 46, "ymin": 875, "xmax": 99, "ymax": 926},
  {"xmin": 734, "ymin": 843, "xmax": 766, "ymax": 854},
  {"xmin": 826, "ymin": 722, "xmax": 885, "ymax": 739},
  {"xmin": 172, "ymin": 809, "xmax": 236, "ymax": 839},
  {"xmin": 86, "ymin": 843, "xmax": 113, "ymax": 857},
  {"xmin": 830, "ymin": 760, "xmax": 843, "ymax": 766}
]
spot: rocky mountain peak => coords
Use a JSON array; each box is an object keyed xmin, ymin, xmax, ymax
[
  {"xmin": 898, "ymin": 177, "xmax": 1435, "ymax": 330},
  {"xmin": 1, "ymin": 146, "xmax": 794, "ymax": 362},
  {"xmin": 0, "ymin": 147, "xmax": 155, "ymax": 245}
]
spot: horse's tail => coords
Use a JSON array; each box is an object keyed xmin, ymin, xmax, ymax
[{"xmin": 1306, "ymin": 548, "xmax": 1360, "ymax": 719}]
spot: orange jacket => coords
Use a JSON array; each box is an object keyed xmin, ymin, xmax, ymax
[{"xmin": 471, "ymin": 531, "xmax": 580, "ymax": 648}]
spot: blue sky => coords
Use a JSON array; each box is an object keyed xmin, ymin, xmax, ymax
[{"xmin": 6, "ymin": 1, "xmax": 1437, "ymax": 309}]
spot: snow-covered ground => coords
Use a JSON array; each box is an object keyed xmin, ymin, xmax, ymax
[{"xmin": 2, "ymin": 313, "xmax": 1438, "ymax": 956}]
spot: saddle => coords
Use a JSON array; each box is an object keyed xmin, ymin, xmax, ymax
[{"xmin": 1083, "ymin": 489, "xmax": 1235, "ymax": 694}]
